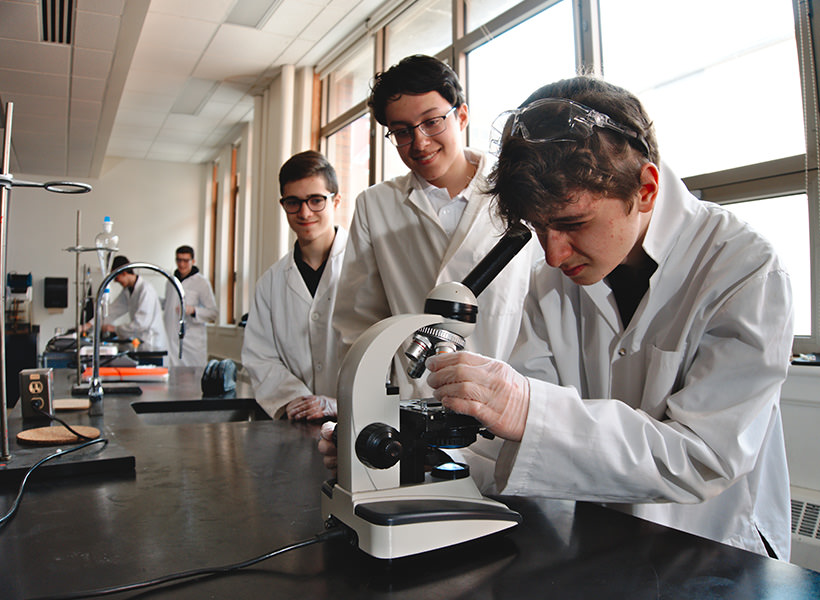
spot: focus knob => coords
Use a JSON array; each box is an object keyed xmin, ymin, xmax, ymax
[{"xmin": 355, "ymin": 423, "xmax": 402, "ymax": 469}]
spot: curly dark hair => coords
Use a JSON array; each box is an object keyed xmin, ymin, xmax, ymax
[
  {"xmin": 488, "ymin": 76, "xmax": 659, "ymax": 230},
  {"xmin": 368, "ymin": 55, "xmax": 466, "ymax": 126}
]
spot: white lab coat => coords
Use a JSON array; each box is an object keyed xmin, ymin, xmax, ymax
[
  {"xmin": 495, "ymin": 163, "xmax": 793, "ymax": 559},
  {"xmin": 242, "ymin": 228, "xmax": 348, "ymax": 419},
  {"xmin": 163, "ymin": 270, "xmax": 217, "ymax": 367},
  {"xmin": 333, "ymin": 148, "xmax": 538, "ymax": 399},
  {"xmin": 105, "ymin": 276, "xmax": 168, "ymax": 351}
]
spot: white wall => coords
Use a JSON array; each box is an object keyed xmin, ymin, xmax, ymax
[
  {"xmin": 6, "ymin": 157, "xmax": 207, "ymax": 353},
  {"xmin": 781, "ymin": 366, "xmax": 820, "ymax": 492}
]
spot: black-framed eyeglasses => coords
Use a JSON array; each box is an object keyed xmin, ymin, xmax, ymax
[
  {"xmin": 385, "ymin": 106, "xmax": 457, "ymax": 147},
  {"xmin": 490, "ymin": 98, "xmax": 650, "ymax": 158},
  {"xmin": 279, "ymin": 193, "xmax": 334, "ymax": 214}
]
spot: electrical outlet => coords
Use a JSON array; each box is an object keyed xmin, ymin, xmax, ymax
[{"xmin": 20, "ymin": 368, "xmax": 53, "ymax": 419}]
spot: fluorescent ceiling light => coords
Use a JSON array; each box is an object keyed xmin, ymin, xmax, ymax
[
  {"xmin": 171, "ymin": 79, "xmax": 219, "ymax": 116},
  {"xmin": 225, "ymin": 0, "xmax": 285, "ymax": 29}
]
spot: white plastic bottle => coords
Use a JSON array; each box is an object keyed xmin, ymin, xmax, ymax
[
  {"xmin": 101, "ymin": 287, "xmax": 110, "ymax": 320},
  {"xmin": 94, "ymin": 216, "xmax": 119, "ymax": 276}
]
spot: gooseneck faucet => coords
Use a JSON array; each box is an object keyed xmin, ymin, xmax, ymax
[{"xmin": 89, "ymin": 262, "xmax": 185, "ymax": 416}]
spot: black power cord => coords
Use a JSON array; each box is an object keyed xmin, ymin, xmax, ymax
[
  {"xmin": 29, "ymin": 525, "xmax": 351, "ymax": 599},
  {"xmin": 0, "ymin": 437, "xmax": 109, "ymax": 528},
  {"xmin": 33, "ymin": 405, "xmax": 98, "ymax": 441}
]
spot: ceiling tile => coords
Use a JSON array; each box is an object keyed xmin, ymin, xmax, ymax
[
  {"xmin": 327, "ymin": 0, "xmax": 365, "ymax": 9},
  {"xmin": 155, "ymin": 126, "xmax": 212, "ymax": 145},
  {"xmin": 224, "ymin": 103, "xmax": 254, "ymax": 124},
  {"xmin": 77, "ymin": 0, "xmax": 126, "ymax": 17},
  {"xmin": 110, "ymin": 122, "xmax": 162, "ymax": 141},
  {"xmin": 0, "ymin": 39, "xmax": 70, "ymax": 75},
  {"xmin": 148, "ymin": 0, "xmax": 236, "ymax": 23},
  {"xmin": 163, "ymin": 112, "xmax": 223, "ymax": 131},
  {"xmin": 74, "ymin": 11, "xmax": 120, "ymax": 52},
  {"xmin": 276, "ymin": 38, "xmax": 316, "ymax": 65},
  {"xmin": 203, "ymin": 123, "xmax": 235, "ymax": 145},
  {"xmin": 209, "ymin": 82, "xmax": 253, "ymax": 104},
  {"xmin": 1, "ymin": 0, "xmax": 398, "ymax": 175},
  {"xmin": 123, "ymin": 70, "xmax": 187, "ymax": 98},
  {"xmin": 0, "ymin": 68, "xmax": 68, "ymax": 97},
  {"xmin": 197, "ymin": 100, "xmax": 237, "ymax": 121},
  {"xmin": 0, "ymin": 92, "xmax": 66, "ymax": 118},
  {"xmin": 72, "ymin": 48, "xmax": 113, "ymax": 79},
  {"xmin": 263, "ymin": 2, "xmax": 318, "ymax": 37},
  {"xmin": 71, "ymin": 76, "xmax": 106, "ymax": 103},
  {"xmin": 12, "ymin": 110, "xmax": 66, "ymax": 134},
  {"xmin": 192, "ymin": 24, "xmax": 290, "ymax": 81},
  {"xmin": 139, "ymin": 12, "xmax": 219, "ymax": 54},
  {"xmin": 189, "ymin": 149, "xmax": 214, "ymax": 163},
  {"xmin": 70, "ymin": 98, "xmax": 102, "ymax": 121},
  {"xmin": 129, "ymin": 43, "xmax": 201, "ymax": 76},
  {"xmin": 114, "ymin": 107, "xmax": 167, "ymax": 128},
  {"xmin": 301, "ymin": 5, "xmax": 350, "ymax": 41},
  {"xmin": 0, "ymin": 2, "xmax": 39, "ymax": 42},
  {"xmin": 147, "ymin": 141, "xmax": 196, "ymax": 161},
  {"xmin": 106, "ymin": 137, "xmax": 153, "ymax": 158},
  {"xmin": 118, "ymin": 90, "xmax": 176, "ymax": 113},
  {"xmin": 13, "ymin": 130, "xmax": 67, "ymax": 161}
]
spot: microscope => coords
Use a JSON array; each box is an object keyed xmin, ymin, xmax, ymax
[{"xmin": 321, "ymin": 227, "xmax": 531, "ymax": 559}]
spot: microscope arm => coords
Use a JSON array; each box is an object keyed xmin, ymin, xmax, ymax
[{"xmin": 336, "ymin": 313, "xmax": 443, "ymax": 494}]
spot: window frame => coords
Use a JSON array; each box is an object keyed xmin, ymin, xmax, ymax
[{"xmin": 316, "ymin": 0, "xmax": 820, "ymax": 351}]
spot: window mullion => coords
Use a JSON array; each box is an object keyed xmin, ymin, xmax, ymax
[{"xmin": 573, "ymin": 0, "xmax": 602, "ymax": 75}]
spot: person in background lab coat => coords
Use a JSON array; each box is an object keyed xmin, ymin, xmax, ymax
[
  {"xmin": 425, "ymin": 77, "xmax": 794, "ymax": 560},
  {"xmin": 163, "ymin": 245, "xmax": 217, "ymax": 367},
  {"xmin": 242, "ymin": 150, "xmax": 347, "ymax": 421},
  {"xmin": 332, "ymin": 55, "xmax": 537, "ymax": 396},
  {"xmin": 90, "ymin": 254, "xmax": 168, "ymax": 351}
]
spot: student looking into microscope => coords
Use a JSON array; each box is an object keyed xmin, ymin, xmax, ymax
[
  {"xmin": 242, "ymin": 150, "xmax": 347, "ymax": 421},
  {"xmin": 424, "ymin": 76, "xmax": 793, "ymax": 560}
]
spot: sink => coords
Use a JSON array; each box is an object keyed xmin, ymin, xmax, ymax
[{"xmin": 131, "ymin": 398, "xmax": 272, "ymax": 425}]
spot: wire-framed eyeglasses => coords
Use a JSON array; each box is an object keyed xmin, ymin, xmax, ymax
[
  {"xmin": 385, "ymin": 106, "xmax": 457, "ymax": 147},
  {"xmin": 489, "ymin": 98, "xmax": 650, "ymax": 158},
  {"xmin": 279, "ymin": 193, "xmax": 334, "ymax": 214}
]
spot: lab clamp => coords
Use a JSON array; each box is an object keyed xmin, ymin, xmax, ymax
[{"xmin": 322, "ymin": 227, "xmax": 531, "ymax": 559}]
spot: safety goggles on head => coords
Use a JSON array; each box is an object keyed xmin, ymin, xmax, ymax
[
  {"xmin": 385, "ymin": 106, "xmax": 458, "ymax": 147},
  {"xmin": 279, "ymin": 193, "xmax": 334, "ymax": 214},
  {"xmin": 489, "ymin": 98, "xmax": 650, "ymax": 158}
]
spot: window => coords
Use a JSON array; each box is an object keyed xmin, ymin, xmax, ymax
[
  {"xmin": 467, "ymin": 0, "xmax": 576, "ymax": 153},
  {"xmin": 722, "ymin": 194, "xmax": 811, "ymax": 336},
  {"xmin": 385, "ymin": 0, "xmax": 452, "ymax": 67},
  {"xmin": 465, "ymin": 0, "xmax": 523, "ymax": 31},
  {"xmin": 318, "ymin": 0, "xmax": 820, "ymax": 350},
  {"xmin": 325, "ymin": 113, "xmax": 371, "ymax": 227},
  {"xmin": 599, "ymin": 0, "xmax": 804, "ymax": 178},
  {"xmin": 326, "ymin": 43, "xmax": 374, "ymax": 124}
]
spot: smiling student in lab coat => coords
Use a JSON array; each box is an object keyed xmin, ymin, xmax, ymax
[
  {"xmin": 332, "ymin": 55, "xmax": 537, "ymax": 400},
  {"xmin": 242, "ymin": 151, "xmax": 347, "ymax": 421},
  {"xmin": 425, "ymin": 77, "xmax": 794, "ymax": 560}
]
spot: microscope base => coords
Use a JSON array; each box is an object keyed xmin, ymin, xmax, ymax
[{"xmin": 321, "ymin": 480, "xmax": 521, "ymax": 559}]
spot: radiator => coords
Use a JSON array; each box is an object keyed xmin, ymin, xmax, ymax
[{"xmin": 791, "ymin": 486, "xmax": 820, "ymax": 572}]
